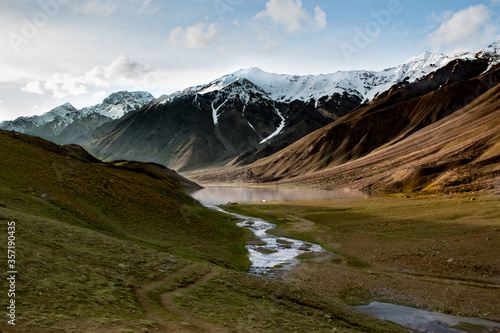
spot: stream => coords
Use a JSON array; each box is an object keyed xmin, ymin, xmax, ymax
[
  {"xmin": 355, "ymin": 302, "xmax": 500, "ymax": 333},
  {"xmin": 187, "ymin": 186, "xmax": 352, "ymax": 276},
  {"xmin": 208, "ymin": 204, "xmax": 327, "ymax": 276},
  {"xmin": 187, "ymin": 186, "xmax": 500, "ymax": 333}
]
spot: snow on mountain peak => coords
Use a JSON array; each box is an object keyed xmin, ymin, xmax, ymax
[
  {"xmin": 476, "ymin": 41, "xmax": 500, "ymax": 71},
  {"xmin": 162, "ymin": 42, "xmax": 500, "ymax": 107},
  {"xmin": 28, "ymin": 102, "xmax": 78, "ymax": 126},
  {"xmin": 195, "ymin": 51, "xmax": 454, "ymax": 104},
  {"xmin": 60, "ymin": 102, "xmax": 75, "ymax": 109},
  {"xmin": 81, "ymin": 91, "xmax": 154, "ymax": 119},
  {"xmin": 0, "ymin": 91, "xmax": 154, "ymax": 135}
]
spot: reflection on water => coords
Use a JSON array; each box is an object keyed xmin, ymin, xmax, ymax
[
  {"xmin": 356, "ymin": 302, "xmax": 500, "ymax": 333},
  {"xmin": 188, "ymin": 186, "xmax": 365, "ymax": 206}
]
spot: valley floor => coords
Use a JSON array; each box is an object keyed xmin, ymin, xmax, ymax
[{"xmin": 223, "ymin": 193, "xmax": 500, "ymax": 324}]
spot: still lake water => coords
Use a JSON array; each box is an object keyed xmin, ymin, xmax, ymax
[{"xmin": 188, "ymin": 186, "xmax": 365, "ymax": 206}]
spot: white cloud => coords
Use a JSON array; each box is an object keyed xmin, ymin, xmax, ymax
[
  {"xmin": 44, "ymin": 73, "xmax": 88, "ymax": 99},
  {"xmin": 78, "ymin": 0, "xmax": 118, "ymax": 16},
  {"xmin": 169, "ymin": 23, "xmax": 223, "ymax": 49},
  {"xmin": 83, "ymin": 55, "xmax": 151, "ymax": 87},
  {"xmin": 93, "ymin": 91, "xmax": 107, "ymax": 101},
  {"xmin": 130, "ymin": 0, "xmax": 158, "ymax": 14},
  {"xmin": 425, "ymin": 10, "xmax": 454, "ymax": 27},
  {"xmin": 254, "ymin": 0, "xmax": 327, "ymax": 33},
  {"xmin": 314, "ymin": 6, "xmax": 327, "ymax": 30},
  {"xmin": 21, "ymin": 80, "xmax": 45, "ymax": 95},
  {"xmin": 138, "ymin": 0, "xmax": 152, "ymax": 12},
  {"xmin": 23, "ymin": 56, "xmax": 158, "ymax": 99},
  {"xmin": 426, "ymin": 5, "xmax": 498, "ymax": 53}
]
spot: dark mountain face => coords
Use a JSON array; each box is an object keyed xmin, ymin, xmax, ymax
[
  {"xmin": 188, "ymin": 60, "xmax": 500, "ymax": 193},
  {"xmin": 230, "ymin": 92, "xmax": 361, "ymax": 166},
  {"xmin": 85, "ymin": 80, "xmax": 360, "ymax": 171},
  {"xmin": 80, "ymin": 49, "xmax": 466, "ymax": 171},
  {"xmin": 242, "ymin": 59, "xmax": 494, "ymax": 179}
]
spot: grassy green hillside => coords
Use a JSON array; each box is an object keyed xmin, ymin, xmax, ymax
[
  {"xmin": 0, "ymin": 131, "xmax": 249, "ymax": 269},
  {"xmin": 0, "ymin": 130, "xmax": 405, "ymax": 332}
]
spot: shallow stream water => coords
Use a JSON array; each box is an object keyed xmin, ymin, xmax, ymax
[
  {"xmin": 356, "ymin": 302, "xmax": 500, "ymax": 333},
  {"xmin": 208, "ymin": 204, "xmax": 326, "ymax": 276},
  {"xmin": 187, "ymin": 186, "xmax": 500, "ymax": 332},
  {"xmin": 188, "ymin": 186, "xmax": 356, "ymax": 275}
]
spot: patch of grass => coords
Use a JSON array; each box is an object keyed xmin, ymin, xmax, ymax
[
  {"xmin": 0, "ymin": 131, "xmax": 251, "ymax": 272},
  {"xmin": 276, "ymin": 238, "xmax": 294, "ymax": 245},
  {"xmin": 330, "ymin": 258, "xmax": 344, "ymax": 265},
  {"xmin": 452, "ymin": 322, "xmax": 490, "ymax": 333},
  {"xmin": 254, "ymin": 247, "xmax": 278, "ymax": 254},
  {"xmin": 0, "ymin": 131, "xmax": 253, "ymax": 330},
  {"xmin": 147, "ymin": 265, "xmax": 211, "ymax": 298},
  {"xmin": 296, "ymin": 253, "xmax": 322, "ymax": 260},
  {"xmin": 173, "ymin": 269, "xmax": 407, "ymax": 333},
  {"xmin": 345, "ymin": 256, "xmax": 371, "ymax": 269},
  {"xmin": 0, "ymin": 208, "xmax": 183, "ymax": 329}
]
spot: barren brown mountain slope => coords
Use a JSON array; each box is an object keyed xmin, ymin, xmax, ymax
[
  {"xmin": 188, "ymin": 62, "xmax": 500, "ymax": 193},
  {"xmin": 276, "ymin": 79, "xmax": 500, "ymax": 192}
]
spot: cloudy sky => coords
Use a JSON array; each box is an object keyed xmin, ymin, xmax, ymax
[{"xmin": 1, "ymin": 0, "xmax": 499, "ymax": 120}]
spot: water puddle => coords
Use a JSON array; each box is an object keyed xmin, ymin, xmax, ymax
[
  {"xmin": 208, "ymin": 205, "xmax": 327, "ymax": 276},
  {"xmin": 356, "ymin": 302, "xmax": 500, "ymax": 333}
]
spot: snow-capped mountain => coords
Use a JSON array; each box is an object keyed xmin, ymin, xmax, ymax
[
  {"xmin": 162, "ymin": 51, "xmax": 454, "ymax": 107},
  {"xmin": 3, "ymin": 42, "xmax": 499, "ymax": 171},
  {"xmin": 0, "ymin": 103, "xmax": 78, "ymax": 134},
  {"xmin": 85, "ymin": 42, "xmax": 499, "ymax": 171},
  {"xmin": 80, "ymin": 91, "xmax": 155, "ymax": 120},
  {"xmin": 476, "ymin": 40, "xmax": 500, "ymax": 71},
  {"xmin": 0, "ymin": 91, "xmax": 154, "ymax": 143},
  {"xmin": 205, "ymin": 47, "xmax": 500, "ymax": 189},
  {"xmin": 143, "ymin": 50, "xmax": 457, "ymax": 152},
  {"xmin": 166, "ymin": 41, "xmax": 500, "ymax": 108}
]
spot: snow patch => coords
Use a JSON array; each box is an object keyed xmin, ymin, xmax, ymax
[
  {"xmin": 211, "ymin": 93, "xmax": 229, "ymax": 126},
  {"xmin": 247, "ymin": 120, "xmax": 257, "ymax": 133},
  {"xmin": 259, "ymin": 106, "xmax": 285, "ymax": 144}
]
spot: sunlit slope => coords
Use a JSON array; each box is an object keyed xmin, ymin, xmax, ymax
[
  {"xmin": 193, "ymin": 61, "xmax": 500, "ymax": 193},
  {"xmin": 250, "ymin": 59, "xmax": 495, "ymax": 178}
]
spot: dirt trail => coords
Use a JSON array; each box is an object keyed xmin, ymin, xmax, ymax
[{"xmin": 134, "ymin": 263, "xmax": 258, "ymax": 333}]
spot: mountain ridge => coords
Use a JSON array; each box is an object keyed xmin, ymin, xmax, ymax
[
  {"xmin": 0, "ymin": 91, "xmax": 154, "ymax": 144},
  {"xmin": 160, "ymin": 50, "xmax": 455, "ymax": 106},
  {"xmin": 3, "ymin": 42, "xmax": 500, "ymax": 177},
  {"xmin": 83, "ymin": 47, "xmax": 491, "ymax": 171},
  {"xmin": 187, "ymin": 61, "xmax": 500, "ymax": 193}
]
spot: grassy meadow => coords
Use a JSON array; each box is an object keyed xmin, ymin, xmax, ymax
[
  {"xmin": 223, "ymin": 193, "xmax": 500, "ymax": 321},
  {"xmin": 0, "ymin": 131, "xmax": 405, "ymax": 332}
]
